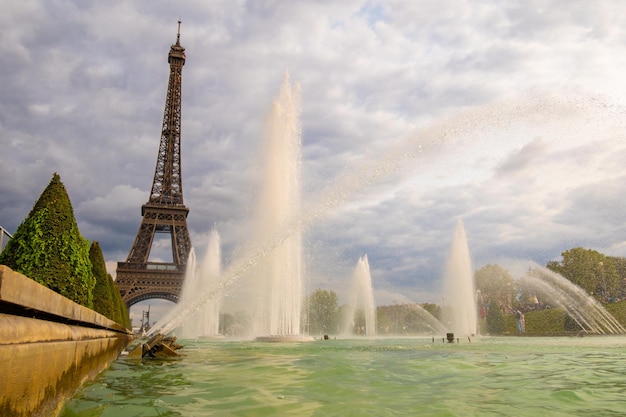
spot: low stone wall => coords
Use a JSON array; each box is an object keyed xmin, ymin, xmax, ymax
[{"xmin": 0, "ymin": 266, "xmax": 132, "ymax": 417}]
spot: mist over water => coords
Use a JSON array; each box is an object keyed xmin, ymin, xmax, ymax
[{"xmin": 149, "ymin": 92, "xmax": 626, "ymax": 338}]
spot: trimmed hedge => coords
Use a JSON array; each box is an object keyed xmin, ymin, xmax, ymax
[
  {"xmin": 0, "ymin": 173, "xmax": 95, "ymax": 307},
  {"xmin": 491, "ymin": 305, "xmax": 626, "ymax": 336},
  {"xmin": 90, "ymin": 241, "xmax": 130, "ymax": 328}
]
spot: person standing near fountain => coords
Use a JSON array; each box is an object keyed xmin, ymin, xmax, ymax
[{"xmin": 515, "ymin": 309, "xmax": 525, "ymax": 334}]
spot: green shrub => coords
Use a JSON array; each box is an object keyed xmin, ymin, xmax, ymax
[
  {"xmin": 524, "ymin": 309, "xmax": 568, "ymax": 335},
  {"xmin": 0, "ymin": 173, "xmax": 95, "ymax": 307},
  {"xmin": 89, "ymin": 241, "xmax": 131, "ymax": 328},
  {"xmin": 605, "ymin": 300, "xmax": 626, "ymax": 326},
  {"xmin": 486, "ymin": 303, "xmax": 505, "ymax": 334},
  {"xmin": 90, "ymin": 242, "xmax": 116, "ymax": 319}
]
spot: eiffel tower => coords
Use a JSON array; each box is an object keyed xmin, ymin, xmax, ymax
[{"xmin": 116, "ymin": 22, "xmax": 192, "ymax": 308}]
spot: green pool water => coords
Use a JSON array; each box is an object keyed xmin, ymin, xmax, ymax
[{"xmin": 60, "ymin": 336, "xmax": 626, "ymax": 416}]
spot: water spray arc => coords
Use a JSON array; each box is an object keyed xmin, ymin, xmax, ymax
[{"xmin": 523, "ymin": 267, "xmax": 626, "ymax": 335}]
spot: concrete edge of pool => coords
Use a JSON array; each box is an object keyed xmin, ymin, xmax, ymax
[{"xmin": 0, "ymin": 265, "xmax": 133, "ymax": 417}]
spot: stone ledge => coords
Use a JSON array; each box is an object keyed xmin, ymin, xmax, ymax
[
  {"xmin": 0, "ymin": 314, "xmax": 123, "ymax": 345},
  {"xmin": 0, "ymin": 265, "xmax": 129, "ymax": 334},
  {"xmin": 0, "ymin": 266, "xmax": 132, "ymax": 416}
]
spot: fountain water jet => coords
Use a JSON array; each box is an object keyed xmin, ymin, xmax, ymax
[
  {"xmin": 442, "ymin": 220, "xmax": 477, "ymax": 337},
  {"xmin": 178, "ymin": 230, "xmax": 222, "ymax": 338},
  {"xmin": 522, "ymin": 266, "xmax": 625, "ymax": 335},
  {"xmin": 342, "ymin": 255, "xmax": 377, "ymax": 336},
  {"xmin": 148, "ymin": 93, "xmax": 624, "ymax": 338},
  {"xmin": 247, "ymin": 73, "xmax": 305, "ymax": 338}
]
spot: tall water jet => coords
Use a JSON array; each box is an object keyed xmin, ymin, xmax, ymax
[
  {"xmin": 249, "ymin": 74, "xmax": 304, "ymax": 337},
  {"xmin": 442, "ymin": 220, "xmax": 477, "ymax": 337},
  {"xmin": 178, "ymin": 231, "xmax": 222, "ymax": 338},
  {"xmin": 342, "ymin": 255, "xmax": 377, "ymax": 336}
]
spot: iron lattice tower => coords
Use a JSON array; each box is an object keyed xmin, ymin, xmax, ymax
[{"xmin": 116, "ymin": 22, "xmax": 192, "ymax": 308}]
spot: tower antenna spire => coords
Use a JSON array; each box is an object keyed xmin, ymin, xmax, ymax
[{"xmin": 177, "ymin": 19, "xmax": 181, "ymax": 45}]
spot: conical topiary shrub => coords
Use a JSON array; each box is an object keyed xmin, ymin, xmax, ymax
[
  {"xmin": 90, "ymin": 241, "xmax": 116, "ymax": 320},
  {"xmin": 0, "ymin": 173, "xmax": 95, "ymax": 307},
  {"xmin": 89, "ymin": 241, "xmax": 130, "ymax": 327}
]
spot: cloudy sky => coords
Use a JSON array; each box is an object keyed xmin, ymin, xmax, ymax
[{"xmin": 3, "ymin": 1, "xmax": 626, "ymax": 323}]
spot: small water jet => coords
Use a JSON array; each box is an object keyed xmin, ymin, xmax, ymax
[
  {"xmin": 178, "ymin": 230, "xmax": 222, "ymax": 338},
  {"xmin": 521, "ymin": 266, "xmax": 626, "ymax": 335},
  {"xmin": 441, "ymin": 220, "xmax": 477, "ymax": 337},
  {"xmin": 342, "ymin": 255, "xmax": 377, "ymax": 336}
]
